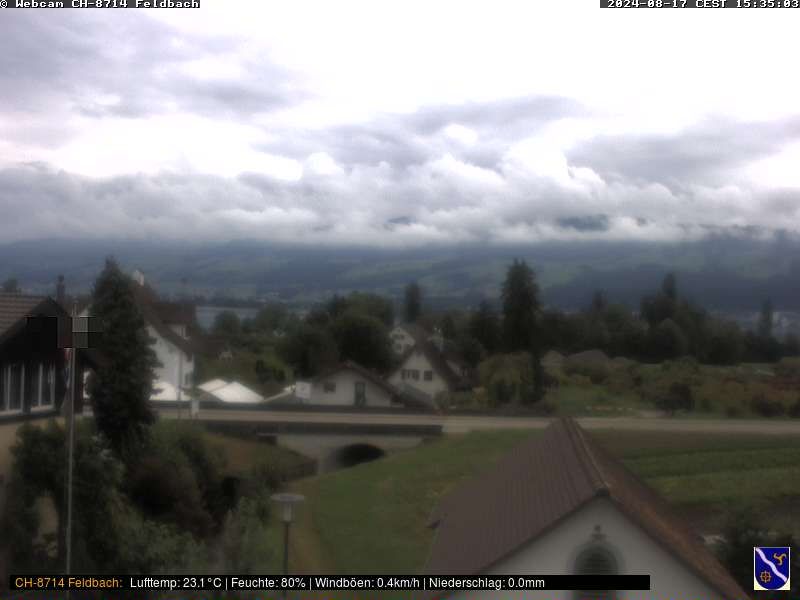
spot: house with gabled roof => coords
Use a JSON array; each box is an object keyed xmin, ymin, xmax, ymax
[
  {"xmin": 425, "ymin": 418, "xmax": 748, "ymax": 600},
  {"xmin": 388, "ymin": 338, "xmax": 472, "ymax": 403},
  {"xmin": 306, "ymin": 360, "xmax": 419, "ymax": 409},
  {"xmin": 0, "ymin": 284, "xmax": 102, "ymax": 547}
]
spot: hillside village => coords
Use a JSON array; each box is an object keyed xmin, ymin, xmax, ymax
[
  {"xmin": 0, "ymin": 259, "xmax": 798, "ymax": 599},
  {"xmin": 4, "ymin": 5, "xmax": 800, "ymax": 599}
]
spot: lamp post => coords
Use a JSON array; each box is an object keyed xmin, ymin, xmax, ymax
[{"xmin": 271, "ymin": 492, "xmax": 305, "ymax": 600}]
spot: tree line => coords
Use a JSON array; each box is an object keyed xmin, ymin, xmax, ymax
[{"xmin": 212, "ymin": 260, "xmax": 798, "ymax": 410}]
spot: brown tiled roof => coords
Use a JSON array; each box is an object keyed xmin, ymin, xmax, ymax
[
  {"xmin": 425, "ymin": 418, "xmax": 747, "ymax": 600},
  {"xmin": 0, "ymin": 294, "xmax": 46, "ymax": 335}
]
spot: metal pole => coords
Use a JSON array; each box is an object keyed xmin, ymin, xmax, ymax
[
  {"xmin": 282, "ymin": 521, "xmax": 290, "ymax": 600},
  {"xmin": 177, "ymin": 350, "xmax": 183, "ymax": 420},
  {"xmin": 65, "ymin": 303, "xmax": 77, "ymax": 599}
]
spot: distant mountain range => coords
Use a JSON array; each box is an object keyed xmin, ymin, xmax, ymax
[{"xmin": 1, "ymin": 236, "xmax": 799, "ymax": 312}]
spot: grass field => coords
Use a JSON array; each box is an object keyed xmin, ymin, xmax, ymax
[{"xmin": 282, "ymin": 428, "xmax": 800, "ymax": 579}]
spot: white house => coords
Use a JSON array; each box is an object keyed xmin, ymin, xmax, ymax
[
  {"xmin": 134, "ymin": 288, "xmax": 196, "ymax": 396},
  {"xmin": 388, "ymin": 340, "xmax": 470, "ymax": 402},
  {"xmin": 307, "ymin": 361, "xmax": 404, "ymax": 408},
  {"xmin": 425, "ymin": 418, "xmax": 747, "ymax": 600}
]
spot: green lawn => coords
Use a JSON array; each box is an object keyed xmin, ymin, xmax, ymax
[{"xmin": 288, "ymin": 429, "xmax": 800, "ymax": 578}]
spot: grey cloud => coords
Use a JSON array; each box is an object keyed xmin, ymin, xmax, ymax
[
  {"xmin": 409, "ymin": 96, "xmax": 586, "ymax": 135},
  {"xmin": 0, "ymin": 11, "xmax": 303, "ymax": 127},
  {"xmin": 568, "ymin": 117, "xmax": 800, "ymax": 187},
  {"xmin": 258, "ymin": 96, "xmax": 587, "ymax": 169},
  {"xmin": 257, "ymin": 95, "xmax": 583, "ymax": 170},
  {"xmin": 3, "ymin": 157, "xmax": 799, "ymax": 249}
]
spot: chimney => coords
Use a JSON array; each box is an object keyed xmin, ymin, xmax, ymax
[{"xmin": 56, "ymin": 275, "xmax": 66, "ymax": 305}]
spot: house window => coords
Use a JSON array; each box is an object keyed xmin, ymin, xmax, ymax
[
  {"xmin": 410, "ymin": 369, "xmax": 420, "ymax": 381},
  {"xmin": 26, "ymin": 363, "xmax": 40, "ymax": 409},
  {"xmin": 323, "ymin": 381, "xmax": 336, "ymax": 393},
  {"xmin": 31, "ymin": 363, "xmax": 55, "ymax": 410},
  {"xmin": 4, "ymin": 364, "xmax": 24, "ymax": 413},
  {"xmin": 424, "ymin": 370, "xmax": 433, "ymax": 381},
  {"xmin": 41, "ymin": 364, "xmax": 55, "ymax": 408},
  {"xmin": 573, "ymin": 546, "xmax": 618, "ymax": 600}
]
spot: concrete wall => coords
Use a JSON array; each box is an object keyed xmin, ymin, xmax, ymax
[
  {"xmin": 446, "ymin": 497, "xmax": 728, "ymax": 600},
  {"xmin": 149, "ymin": 325, "xmax": 194, "ymax": 392},
  {"xmin": 310, "ymin": 370, "xmax": 394, "ymax": 407},
  {"xmin": 388, "ymin": 350, "xmax": 448, "ymax": 398}
]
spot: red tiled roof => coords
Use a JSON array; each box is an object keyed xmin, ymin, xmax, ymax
[{"xmin": 426, "ymin": 418, "xmax": 748, "ymax": 600}]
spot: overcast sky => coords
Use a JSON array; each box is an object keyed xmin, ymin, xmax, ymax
[{"xmin": 1, "ymin": 1, "xmax": 799, "ymax": 247}]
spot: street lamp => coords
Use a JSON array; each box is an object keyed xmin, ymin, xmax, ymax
[{"xmin": 271, "ymin": 492, "xmax": 305, "ymax": 599}]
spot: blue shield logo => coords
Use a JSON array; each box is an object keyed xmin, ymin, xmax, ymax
[{"xmin": 754, "ymin": 546, "xmax": 791, "ymax": 591}]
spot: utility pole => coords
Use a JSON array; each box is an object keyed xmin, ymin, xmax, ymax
[
  {"xmin": 177, "ymin": 350, "xmax": 183, "ymax": 420},
  {"xmin": 65, "ymin": 302, "xmax": 77, "ymax": 599}
]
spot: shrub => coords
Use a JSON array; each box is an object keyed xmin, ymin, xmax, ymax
[
  {"xmin": 655, "ymin": 382, "xmax": 694, "ymax": 416},
  {"xmin": 715, "ymin": 504, "xmax": 796, "ymax": 598},
  {"xmin": 750, "ymin": 393, "xmax": 785, "ymax": 418},
  {"xmin": 789, "ymin": 397, "xmax": 800, "ymax": 418},
  {"xmin": 775, "ymin": 357, "xmax": 800, "ymax": 378},
  {"xmin": 127, "ymin": 455, "xmax": 215, "ymax": 538},
  {"xmin": 564, "ymin": 360, "xmax": 609, "ymax": 384},
  {"xmin": 149, "ymin": 421, "xmax": 230, "ymax": 525},
  {"xmin": 725, "ymin": 401, "xmax": 744, "ymax": 418},
  {"xmin": 530, "ymin": 399, "xmax": 556, "ymax": 416},
  {"xmin": 697, "ymin": 395, "xmax": 714, "ymax": 413}
]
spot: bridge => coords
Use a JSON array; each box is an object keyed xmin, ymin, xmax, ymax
[{"xmin": 155, "ymin": 404, "xmax": 800, "ymax": 473}]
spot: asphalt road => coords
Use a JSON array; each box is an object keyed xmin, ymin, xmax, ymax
[{"xmin": 157, "ymin": 408, "xmax": 800, "ymax": 435}]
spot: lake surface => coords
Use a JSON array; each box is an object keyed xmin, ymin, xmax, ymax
[{"xmin": 196, "ymin": 305, "xmax": 260, "ymax": 331}]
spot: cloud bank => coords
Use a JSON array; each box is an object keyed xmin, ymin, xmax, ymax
[{"xmin": 1, "ymin": 6, "xmax": 799, "ymax": 247}]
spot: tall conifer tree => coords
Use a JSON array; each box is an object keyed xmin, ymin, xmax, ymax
[{"xmin": 88, "ymin": 259, "xmax": 157, "ymax": 460}]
